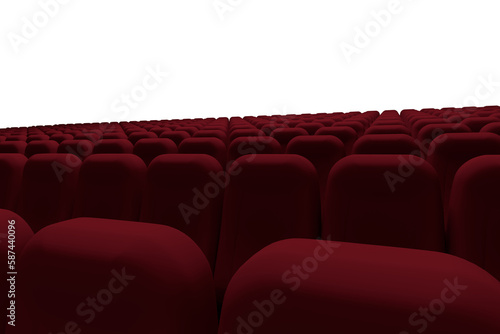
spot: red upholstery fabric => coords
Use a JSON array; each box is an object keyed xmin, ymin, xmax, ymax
[
  {"xmin": 141, "ymin": 154, "xmax": 223, "ymax": 269},
  {"xmin": 219, "ymin": 239, "xmax": 500, "ymax": 334},
  {"xmin": 12, "ymin": 218, "xmax": 218, "ymax": 334},
  {"xmin": 323, "ymin": 155, "xmax": 445, "ymax": 251},
  {"xmin": 214, "ymin": 155, "xmax": 320, "ymax": 302},
  {"xmin": 448, "ymin": 155, "xmax": 500, "ymax": 280},
  {"xmin": 133, "ymin": 138, "xmax": 178, "ymax": 166},
  {"xmin": 20, "ymin": 154, "xmax": 81, "ymax": 232},
  {"xmin": 0, "ymin": 154, "xmax": 27, "ymax": 211},
  {"xmin": 73, "ymin": 154, "xmax": 147, "ymax": 221}
]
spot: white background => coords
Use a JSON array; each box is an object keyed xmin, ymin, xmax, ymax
[{"xmin": 1, "ymin": 0, "xmax": 500, "ymax": 128}]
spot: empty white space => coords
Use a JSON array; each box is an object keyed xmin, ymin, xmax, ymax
[{"xmin": 1, "ymin": 0, "xmax": 499, "ymax": 127}]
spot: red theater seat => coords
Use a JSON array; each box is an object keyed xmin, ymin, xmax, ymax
[
  {"xmin": 26, "ymin": 135, "xmax": 50, "ymax": 143},
  {"xmin": 20, "ymin": 154, "xmax": 81, "ymax": 232},
  {"xmin": 50, "ymin": 133, "xmax": 73, "ymax": 143},
  {"xmin": 286, "ymin": 135, "xmax": 344, "ymax": 200},
  {"xmin": 219, "ymin": 239, "xmax": 500, "ymax": 334},
  {"xmin": 427, "ymin": 133, "xmax": 500, "ymax": 217},
  {"xmin": 461, "ymin": 117, "xmax": 499, "ymax": 132},
  {"xmin": 141, "ymin": 154, "xmax": 223, "ymax": 269},
  {"xmin": 12, "ymin": 218, "xmax": 218, "ymax": 334},
  {"xmin": 416, "ymin": 123, "xmax": 471, "ymax": 155},
  {"xmin": 25, "ymin": 140, "xmax": 59, "ymax": 158},
  {"xmin": 227, "ymin": 136, "xmax": 281, "ymax": 162},
  {"xmin": 333, "ymin": 121, "xmax": 365, "ymax": 136},
  {"xmin": 271, "ymin": 127, "xmax": 308, "ymax": 151},
  {"xmin": 0, "ymin": 141, "xmax": 27, "ymax": 154},
  {"xmin": 57, "ymin": 140, "xmax": 94, "ymax": 160},
  {"xmin": 372, "ymin": 119, "xmax": 405, "ymax": 126},
  {"xmin": 73, "ymin": 154, "xmax": 147, "ymax": 221},
  {"xmin": 178, "ymin": 138, "xmax": 226, "ymax": 168},
  {"xmin": 365, "ymin": 125, "xmax": 411, "ymax": 135},
  {"xmin": 448, "ymin": 155, "xmax": 500, "ymax": 280},
  {"xmin": 103, "ymin": 132, "xmax": 128, "ymax": 140},
  {"xmin": 93, "ymin": 139, "xmax": 134, "ymax": 154},
  {"xmin": 352, "ymin": 134, "xmax": 421, "ymax": 156},
  {"xmin": 128, "ymin": 131, "xmax": 158, "ymax": 145},
  {"xmin": 1, "ymin": 210, "xmax": 33, "ymax": 333},
  {"xmin": 193, "ymin": 130, "xmax": 228, "ymax": 143},
  {"xmin": 480, "ymin": 122, "xmax": 500, "ymax": 135},
  {"xmin": 0, "ymin": 154, "xmax": 27, "ymax": 211},
  {"xmin": 133, "ymin": 138, "xmax": 178, "ymax": 166},
  {"xmin": 74, "ymin": 133, "xmax": 100, "ymax": 143},
  {"xmin": 159, "ymin": 130, "xmax": 191, "ymax": 146},
  {"xmin": 296, "ymin": 122, "xmax": 324, "ymax": 135},
  {"xmin": 228, "ymin": 129, "xmax": 265, "ymax": 142},
  {"xmin": 260, "ymin": 123, "xmax": 287, "ymax": 136},
  {"xmin": 149, "ymin": 126, "xmax": 169, "ymax": 136},
  {"xmin": 176, "ymin": 126, "xmax": 198, "ymax": 136},
  {"xmin": 5, "ymin": 135, "xmax": 27, "ymax": 142},
  {"xmin": 315, "ymin": 126, "xmax": 358, "ymax": 154},
  {"xmin": 411, "ymin": 119, "xmax": 448, "ymax": 137},
  {"xmin": 323, "ymin": 155, "xmax": 445, "ymax": 251},
  {"xmin": 214, "ymin": 155, "xmax": 320, "ymax": 302}
]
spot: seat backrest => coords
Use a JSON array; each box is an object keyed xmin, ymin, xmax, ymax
[
  {"xmin": 228, "ymin": 129, "xmax": 265, "ymax": 142},
  {"xmin": 353, "ymin": 134, "xmax": 421, "ymax": 156},
  {"xmin": 286, "ymin": 135, "xmax": 344, "ymax": 200},
  {"xmin": 332, "ymin": 121, "xmax": 365, "ymax": 136},
  {"xmin": 365, "ymin": 125, "xmax": 411, "ymax": 135},
  {"xmin": 0, "ymin": 154, "xmax": 28, "ymax": 211},
  {"xmin": 426, "ymin": 133, "xmax": 500, "ymax": 217},
  {"xmin": 73, "ymin": 154, "xmax": 147, "ymax": 221},
  {"xmin": 214, "ymin": 154, "xmax": 320, "ymax": 302},
  {"xmin": 461, "ymin": 117, "xmax": 500, "ymax": 132},
  {"xmin": 159, "ymin": 130, "xmax": 191, "ymax": 146},
  {"xmin": 0, "ymin": 141, "xmax": 27, "ymax": 154},
  {"xmin": 480, "ymin": 121, "xmax": 500, "ymax": 135},
  {"xmin": 93, "ymin": 139, "xmax": 134, "ymax": 154},
  {"xmin": 20, "ymin": 154, "xmax": 81, "ymax": 232},
  {"xmin": 270, "ymin": 127, "xmax": 308, "ymax": 151},
  {"xmin": 133, "ymin": 138, "xmax": 178, "ymax": 166},
  {"xmin": 57, "ymin": 140, "xmax": 95, "ymax": 160},
  {"xmin": 416, "ymin": 123, "xmax": 471, "ymax": 155},
  {"xmin": 103, "ymin": 132, "xmax": 128, "ymax": 140},
  {"xmin": 193, "ymin": 129, "xmax": 228, "ymax": 143},
  {"xmin": 227, "ymin": 136, "xmax": 281, "ymax": 162},
  {"xmin": 50, "ymin": 133, "xmax": 73, "ymax": 143},
  {"xmin": 178, "ymin": 137, "xmax": 227, "ymax": 168},
  {"xmin": 127, "ymin": 131, "xmax": 158, "ymax": 145},
  {"xmin": 219, "ymin": 239, "xmax": 500, "ymax": 334},
  {"xmin": 447, "ymin": 155, "xmax": 500, "ymax": 280},
  {"xmin": 296, "ymin": 122, "xmax": 324, "ymax": 135},
  {"xmin": 25, "ymin": 140, "xmax": 59, "ymax": 158},
  {"xmin": 323, "ymin": 155, "xmax": 445, "ymax": 251},
  {"xmin": 26, "ymin": 135, "xmax": 50, "ymax": 143},
  {"xmin": 141, "ymin": 154, "xmax": 223, "ymax": 269},
  {"xmin": 315, "ymin": 126, "xmax": 358, "ymax": 154},
  {"xmin": 12, "ymin": 218, "xmax": 218, "ymax": 334}
]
